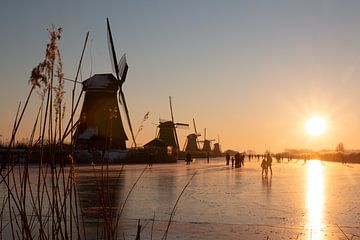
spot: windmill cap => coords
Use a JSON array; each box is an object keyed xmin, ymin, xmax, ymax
[{"xmin": 82, "ymin": 73, "xmax": 119, "ymax": 91}]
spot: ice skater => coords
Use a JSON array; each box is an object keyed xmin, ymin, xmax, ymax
[
  {"xmin": 266, "ymin": 152, "xmax": 273, "ymax": 175},
  {"xmin": 148, "ymin": 153, "xmax": 153, "ymax": 167},
  {"xmin": 225, "ymin": 153, "xmax": 230, "ymax": 165},
  {"xmin": 186, "ymin": 152, "xmax": 192, "ymax": 165},
  {"xmin": 261, "ymin": 158, "xmax": 268, "ymax": 176}
]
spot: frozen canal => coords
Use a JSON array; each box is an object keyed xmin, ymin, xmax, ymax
[
  {"xmin": 77, "ymin": 158, "xmax": 360, "ymax": 240},
  {"xmin": 1, "ymin": 158, "xmax": 360, "ymax": 239}
]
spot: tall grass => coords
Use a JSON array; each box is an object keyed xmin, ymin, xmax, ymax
[{"xmin": 0, "ymin": 26, "xmax": 84, "ymax": 240}]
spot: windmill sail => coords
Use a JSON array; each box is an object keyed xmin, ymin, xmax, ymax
[
  {"xmin": 107, "ymin": 18, "xmax": 119, "ymax": 79},
  {"xmin": 118, "ymin": 54, "xmax": 127, "ymax": 82},
  {"xmin": 168, "ymin": 96, "xmax": 179, "ymax": 148},
  {"xmin": 106, "ymin": 18, "xmax": 136, "ymax": 147}
]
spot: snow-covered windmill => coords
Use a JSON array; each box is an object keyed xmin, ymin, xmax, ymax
[{"xmin": 75, "ymin": 18, "xmax": 136, "ymax": 150}]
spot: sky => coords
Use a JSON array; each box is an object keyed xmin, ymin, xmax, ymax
[{"xmin": 1, "ymin": 1, "xmax": 360, "ymax": 153}]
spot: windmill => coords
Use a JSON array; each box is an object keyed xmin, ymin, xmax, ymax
[
  {"xmin": 156, "ymin": 96, "xmax": 188, "ymax": 151},
  {"xmin": 199, "ymin": 128, "xmax": 215, "ymax": 152},
  {"xmin": 213, "ymin": 135, "xmax": 222, "ymax": 155},
  {"xmin": 75, "ymin": 18, "xmax": 136, "ymax": 150},
  {"xmin": 183, "ymin": 118, "xmax": 201, "ymax": 152}
]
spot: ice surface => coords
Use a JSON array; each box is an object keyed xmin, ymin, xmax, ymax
[
  {"xmin": 1, "ymin": 158, "xmax": 360, "ymax": 239},
  {"xmin": 79, "ymin": 158, "xmax": 360, "ymax": 239}
]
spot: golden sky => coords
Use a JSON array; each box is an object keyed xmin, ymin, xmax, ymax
[{"xmin": 1, "ymin": 1, "xmax": 360, "ymax": 152}]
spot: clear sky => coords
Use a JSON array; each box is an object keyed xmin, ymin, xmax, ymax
[{"xmin": 1, "ymin": 1, "xmax": 360, "ymax": 152}]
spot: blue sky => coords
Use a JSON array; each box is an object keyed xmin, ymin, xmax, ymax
[{"xmin": 1, "ymin": 1, "xmax": 360, "ymax": 152}]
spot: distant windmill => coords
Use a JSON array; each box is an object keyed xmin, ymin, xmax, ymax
[
  {"xmin": 183, "ymin": 118, "xmax": 201, "ymax": 152},
  {"xmin": 156, "ymin": 96, "xmax": 188, "ymax": 151},
  {"xmin": 213, "ymin": 135, "xmax": 222, "ymax": 155},
  {"xmin": 75, "ymin": 18, "xmax": 136, "ymax": 149},
  {"xmin": 198, "ymin": 128, "xmax": 215, "ymax": 152}
]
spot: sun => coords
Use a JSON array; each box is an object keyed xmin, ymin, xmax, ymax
[{"xmin": 305, "ymin": 116, "xmax": 327, "ymax": 136}]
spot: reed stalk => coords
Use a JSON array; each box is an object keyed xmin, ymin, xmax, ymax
[
  {"xmin": 0, "ymin": 26, "xmax": 88, "ymax": 240},
  {"xmin": 115, "ymin": 165, "xmax": 148, "ymax": 231},
  {"xmin": 162, "ymin": 171, "xmax": 196, "ymax": 240}
]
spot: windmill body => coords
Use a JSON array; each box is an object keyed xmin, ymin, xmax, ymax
[
  {"xmin": 202, "ymin": 140, "xmax": 212, "ymax": 152},
  {"xmin": 184, "ymin": 118, "xmax": 200, "ymax": 153},
  {"xmin": 157, "ymin": 121, "xmax": 179, "ymax": 150},
  {"xmin": 184, "ymin": 133, "xmax": 199, "ymax": 152},
  {"xmin": 213, "ymin": 143, "xmax": 221, "ymax": 155},
  {"xmin": 76, "ymin": 74, "xmax": 128, "ymax": 150}
]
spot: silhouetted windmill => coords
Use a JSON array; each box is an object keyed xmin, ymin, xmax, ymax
[
  {"xmin": 156, "ymin": 96, "xmax": 188, "ymax": 151},
  {"xmin": 75, "ymin": 18, "xmax": 136, "ymax": 150},
  {"xmin": 213, "ymin": 135, "xmax": 222, "ymax": 155},
  {"xmin": 199, "ymin": 128, "xmax": 215, "ymax": 152},
  {"xmin": 183, "ymin": 118, "xmax": 201, "ymax": 152}
]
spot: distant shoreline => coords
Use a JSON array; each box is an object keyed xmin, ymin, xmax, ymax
[{"xmin": 1, "ymin": 147, "xmax": 360, "ymax": 165}]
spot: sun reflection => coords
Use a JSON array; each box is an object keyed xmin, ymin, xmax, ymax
[{"xmin": 307, "ymin": 160, "xmax": 324, "ymax": 240}]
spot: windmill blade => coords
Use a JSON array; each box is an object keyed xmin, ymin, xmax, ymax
[
  {"xmin": 193, "ymin": 118, "xmax": 198, "ymax": 135},
  {"xmin": 183, "ymin": 138, "xmax": 188, "ymax": 152},
  {"xmin": 106, "ymin": 18, "xmax": 120, "ymax": 79},
  {"xmin": 168, "ymin": 96, "xmax": 179, "ymax": 149},
  {"xmin": 175, "ymin": 124, "xmax": 189, "ymax": 129},
  {"xmin": 120, "ymin": 61, "xmax": 128, "ymax": 84},
  {"xmin": 169, "ymin": 96, "xmax": 175, "ymax": 123},
  {"xmin": 175, "ymin": 123, "xmax": 189, "ymax": 128},
  {"xmin": 118, "ymin": 91, "xmax": 123, "ymax": 105},
  {"xmin": 116, "ymin": 58, "xmax": 128, "ymax": 105},
  {"xmin": 193, "ymin": 119, "xmax": 201, "ymax": 136},
  {"xmin": 118, "ymin": 54, "xmax": 128, "ymax": 82},
  {"xmin": 119, "ymin": 89, "xmax": 136, "ymax": 147},
  {"xmin": 107, "ymin": 18, "xmax": 136, "ymax": 146}
]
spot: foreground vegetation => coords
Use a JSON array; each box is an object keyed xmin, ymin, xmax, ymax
[{"xmin": 0, "ymin": 26, "xmax": 195, "ymax": 240}]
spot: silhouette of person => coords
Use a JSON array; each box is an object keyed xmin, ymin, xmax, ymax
[
  {"xmin": 225, "ymin": 153, "xmax": 230, "ymax": 165},
  {"xmin": 186, "ymin": 152, "xmax": 192, "ymax": 165},
  {"xmin": 261, "ymin": 158, "xmax": 268, "ymax": 176},
  {"xmin": 148, "ymin": 153, "xmax": 153, "ymax": 167},
  {"xmin": 241, "ymin": 153, "xmax": 245, "ymax": 166},
  {"xmin": 266, "ymin": 152, "xmax": 273, "ymax": 175},
  {"xmin": 235, "ymin": 153, "xmax": 241, "ymax": 168}
]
